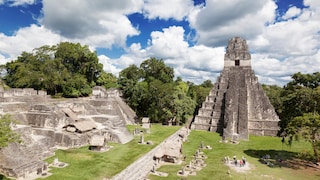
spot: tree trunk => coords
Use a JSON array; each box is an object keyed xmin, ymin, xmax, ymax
[{"xmin": 312, "ymin": 143, "xmax": 319, "ymax": 162}]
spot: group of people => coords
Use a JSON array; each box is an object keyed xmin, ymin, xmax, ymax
[{"xmin": 224, "ymin": 155, "xmax": 246, "ymax": 167}]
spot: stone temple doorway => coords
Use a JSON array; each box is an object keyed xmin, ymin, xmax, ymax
[{"xmin": 235, "ymin": 60, "xmax": 240, "ymax": 66}]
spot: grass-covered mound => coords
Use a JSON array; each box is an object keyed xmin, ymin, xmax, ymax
[
  {"xmin": 41, "ymin": 124, "xmax": 180, "ymax": 180},
  {"xmin": 149, "ymin": 130, "xmax": 320, "ymax": 180}
]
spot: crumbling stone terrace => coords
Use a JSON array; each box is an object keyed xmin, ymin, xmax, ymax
[{"xmin": 0, "ymin": 86, "xmax": 136, "ymax": 179}]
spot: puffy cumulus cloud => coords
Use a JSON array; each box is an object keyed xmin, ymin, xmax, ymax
[
  {"xmin": 173, "ymin": 45, "xmax": 225, "ymax": 83},
  {"xmin": 98, "ymin": 55, "xmax": 120, "ymax": 75},
  {"xmin": 41, "ymin": 0, "xmax": 142, "ymax": 48},
  {"xmin": 147, "ymin": 26, "xmax": 189, "ymax": 59},
  {"xmin": 143, "ymin": 0, "xmax": 196, "ymax": 20},
  {"xmin": 99, "ymin": 42, "xmax": 149, "ymax": 77},
  {"xmin": 104, "ymin": 26, "xmax": 225, "ymax": 84},
  {"xmin": 0, "ymin": 24, "xmax": 61, "ymax": 64},
  {"xmin": 189, "ymin": 0, "xmax": 277, "ymax": 46},
  {"xmin": 282, "ymin": 6, "xmax": 302, "ymax": 20},
  {"xmin": 252, "ymin": 50, "xmax": 320, "ymax": 86},
  {"xmin": 250, "ymin": 2, "xmax": 320, "ymax": 59},
  {"xmin": 146, "ymin": 26, "xmax": 225, "ymax": 83},
  {"xmin": 251, "ymin": 54, "xmax": 291, "ymax": 85},
  {"xmin": 244, "ymin": 0, "xmax": 320, "ymax": 85}
]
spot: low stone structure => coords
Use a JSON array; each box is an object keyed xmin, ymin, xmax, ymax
[
  {"xmin": 154, "ymin": 139, "xmax": 182, "ymax": 163},
  {"xmin": 89, "ymin": 135, "xmax": 106, "ymax": 151},
  {"xmin": 141, "ymin": 117, "xmax": 151, "ymax": 129},
  {"xmin": 191, "ymin": 37, "xmax": 279, "ymax": 140}
]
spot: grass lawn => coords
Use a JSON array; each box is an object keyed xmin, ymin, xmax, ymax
[
  {"xmin": 41, "ymin": 124, "xmax": 180, "ymax": 180},
  {"xmin": 149, "ymin": 130, "xmax": 320, "ymax": 180}
]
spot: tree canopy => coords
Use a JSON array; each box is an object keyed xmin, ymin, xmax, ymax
[
  {"xmin": 2, "ymin": 42, "xmax": 115, "ymax": 97},
  {"xmin": 286, "ymin": 113, "xmax": 320, "ymax": 161},
  {"xmin": 118, "ymin": 57, "xmax": 212, "ymax": 124}
]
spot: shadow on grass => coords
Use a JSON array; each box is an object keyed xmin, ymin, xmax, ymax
[{"xmin": 244, "ymin": 149, "xmax": 318, "ymax": 170}]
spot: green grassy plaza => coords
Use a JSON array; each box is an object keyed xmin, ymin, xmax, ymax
[
  {"xmin": 2, "ymin": 124, "xmax": 317, "ymax": 180},
  {"xmin": 150, "ymin": 130, "xmax": 320, "ymax": 180},
  {"xmin": 41, "ymin": 125, "xmax": 180, "ymax": 180}
]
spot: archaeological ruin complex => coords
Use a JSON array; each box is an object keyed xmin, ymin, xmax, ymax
[
  {"xmin": 0, "ymin": 86, "xmax": 137, "ymax": 179},
  {"xmin": 191, "ymin": 37, "xmax": 279, "ymax": 140}
]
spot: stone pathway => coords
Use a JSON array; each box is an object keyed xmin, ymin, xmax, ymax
[{"xmin": 111, "ymin": 127, "xmax": 187, "ymax": 180}]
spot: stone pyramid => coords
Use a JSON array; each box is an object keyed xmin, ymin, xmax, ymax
[{"xmin": 191, "ymin": 37, "xmax": 279, "ymax": 140}]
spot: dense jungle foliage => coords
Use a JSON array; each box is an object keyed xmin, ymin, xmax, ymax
[{"xmin": 1, "ymin": 42, "xmax": 117, "ymax": 97}]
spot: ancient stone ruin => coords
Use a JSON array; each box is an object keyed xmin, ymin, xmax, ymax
[
  {"xmin": 191, "ymin": 37, "xmax": 279, "ymax": 140},
  {"xmin": 0, "ymin": 86, "xmax": 136, "ymax": 179}
]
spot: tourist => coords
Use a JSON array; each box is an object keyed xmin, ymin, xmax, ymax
[
  {"xmin": 242, "ymin": 156, "xmax": 246, "ymax": 166},
  {"xmin": 239, "ymin": 160, "xmax": 243, "ymax": 167}
]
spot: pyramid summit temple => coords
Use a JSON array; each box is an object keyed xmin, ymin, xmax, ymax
[{"xmin": 191, "ymin": 37, "xmax": 279, "ymax": 140}]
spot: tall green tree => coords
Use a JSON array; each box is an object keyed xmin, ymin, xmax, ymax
[
  {"xmin": 55, "ymin": 42, "xmax": 102, "ymax": 86},
  {"xmin": 42, "ymin": 58, "xmax": 70, "ymax": 95},
  {"xmin": 147, "ymin": 79, "xmax": 175, "ymax": 124},
  {"xmin": 96, "ymin": 71, "xmax": 118, "ymax": 89},
  {"xmin": 118, "ymin": 57, "xmax": 195, "ymax": 124},
  {"xmin": 172, "ymin": 80, "xmax": 196, "ymax": 124},
  {"xmin": 118, "ymin": 64, "xmax": 142, "ymax": 100},
  {"xmin": 140, "ymin": 57, "xmax": 174, "ymax": 83},
  {"xmin": 0, "ymin": 114, "xmax": 21, "ymax": 149},
  {"xmin": 187, "ymin": 80, "xmax": 213, "ymax": 114},
  {"xmin": 286, "ymin": 113, "xmax": 320, "ymax": 161},
  {"xmin": 280, "ymin": 72, "xmax": 320, "ymax": 132}
]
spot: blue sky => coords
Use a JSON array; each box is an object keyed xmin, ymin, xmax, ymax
[{"xmin": 0, "ymin": 0, "xmax": 319, "ymax": 86}]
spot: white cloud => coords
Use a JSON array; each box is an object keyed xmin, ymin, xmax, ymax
[
  {"xmin": 0, "ymin": 25, "xmax": 61, "ymax": 64},
  {"xmin": 41, "ymin": 0, "xmax": 142, "ymax": 47},
  {"xmin": 250, "ymin": 2, "xmax": 320, "ymax": 59},
  {"xmin": 147, "ymin": 26, "xmax": 189, "ymax": 59},
  {"xmin": 189, "ymin": 0, "xmax": 277, "ymax": 46},
  {"xmin": 143, "ymin": 0, "xmax": 195, "ymax": 20},
  {"xmin": 0, "ymin": 53, "xmax": 11, "ymax": 65},
  {"xmin": 6, "ymin": 0, "xmax": 36, "ymax": 6},
  {"xmin": 98, "ymin": 55, "xmax": 120, "ymax": 76},
  {"xmin": 104, "ymin": 25, "xmax": 225, "ymax": 84},
  {"xmin": 282, "ymin": 6, "xmax": 302, "ymax": 20}
]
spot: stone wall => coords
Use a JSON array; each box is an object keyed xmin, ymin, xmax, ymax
[{"xmin": 0, "ymin": 88, "xmax": 47, "ymax": 98}]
